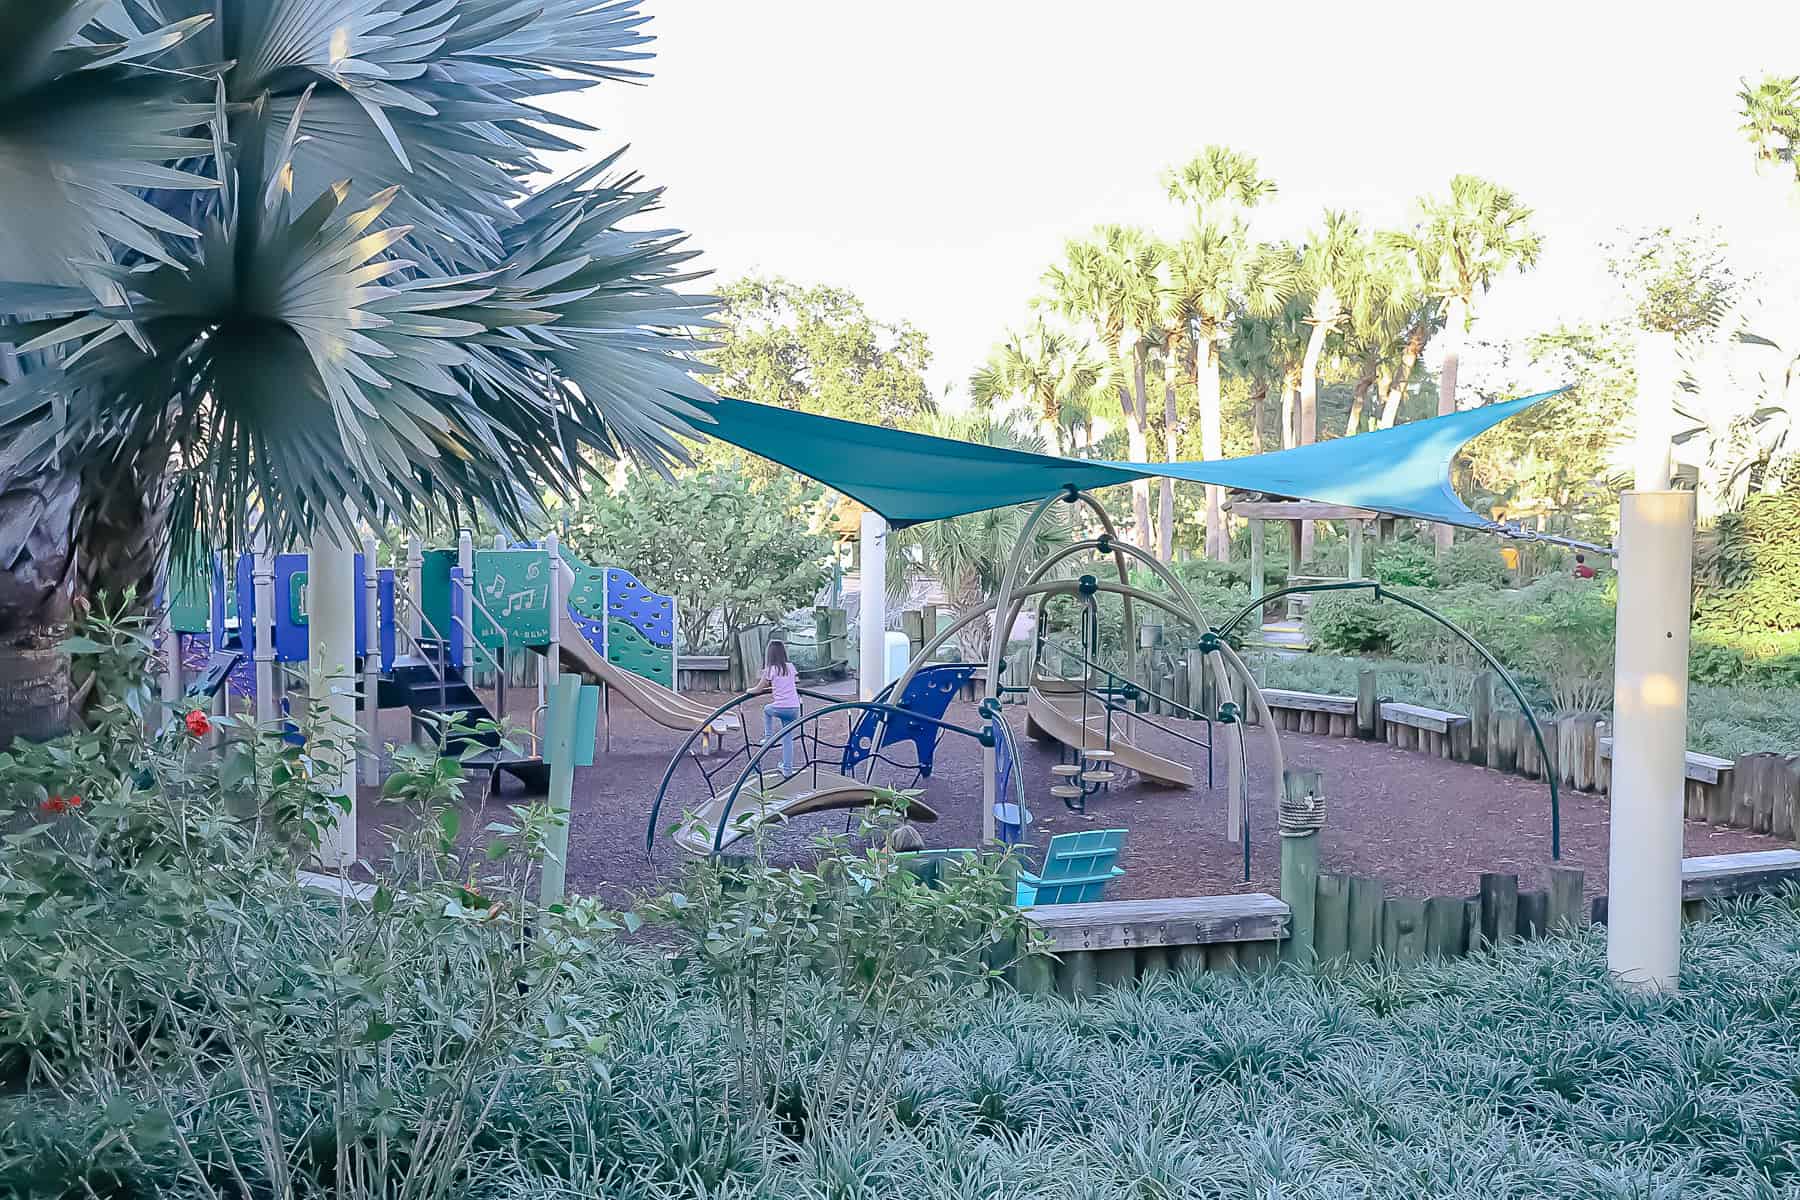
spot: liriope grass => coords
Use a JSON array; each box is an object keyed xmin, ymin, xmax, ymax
[{"xmin": 6, "ymin": 894, "xmax": 1800, "ymax": 1199}]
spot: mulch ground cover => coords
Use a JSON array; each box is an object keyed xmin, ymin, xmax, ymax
[{"xmin": 355, "ymin": 695, "xmax": 1780, "ymax": 907}]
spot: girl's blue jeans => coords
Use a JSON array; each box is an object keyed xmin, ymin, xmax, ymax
[{"xmin": 762, "ymin": 705, "xmax": 801, "ymax": 773}]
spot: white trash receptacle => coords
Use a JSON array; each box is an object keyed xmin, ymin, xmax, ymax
[{"xmin": 883, "ymin": 631, "xmax": 910, "ymax": 690}]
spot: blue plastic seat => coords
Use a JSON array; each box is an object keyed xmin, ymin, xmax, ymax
[{"xmin": 1015, "ymin": 829, "xmax": 1126, "ymax": 907}]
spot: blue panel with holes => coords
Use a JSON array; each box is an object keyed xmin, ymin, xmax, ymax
[
  {"xmin": 604, "ymin": 567, "xmax": 674, "ymax": 648},
  {"xmin": 840, "ymin": 664, "xmax": 978, "ymax": 779}
]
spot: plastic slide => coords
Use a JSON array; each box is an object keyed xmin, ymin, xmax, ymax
[
  {"xmin": 673, "ymin": 770, "xmax": 938, "ymax": 855},
  {"xmin": 1024, "ymin": 678, "xmax": 1196, "ymax": 788},
  {"xmin": 555, "ymin": 607, "xmax": 736, "ymax": 734}
]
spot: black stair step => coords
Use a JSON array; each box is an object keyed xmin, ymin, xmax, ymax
[{"xmin": 461, "ymin": 751, "xmax": 549, "ymax": 795}]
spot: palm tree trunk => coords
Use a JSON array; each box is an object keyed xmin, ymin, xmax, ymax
[
  {"xmin": 1435, "ymin": 295, "xmax": 1468, "ymax": 553},
  {"xmin": 1297, "ymin": 319, "xmax": 1330, "ymax": 560},
  {"xmin": 1379, "ymin": 324, "xmax": 1426, "ymax": 429},
  {"xmin": 0, "ymin": 463, "xmax": 77, "ymax": 747},
  {"xmin": 1249, "ymin": 378, "xmax": 1268, "ymax": 454},
  {"xmin": 1197, "ymin": 333, "xmax": 1227, "ymax": 561},
  {"xmin": 1279, "ymin": 375, "xmax": 1297, "ymax": 451},
  {"xmin": 1346, "ymin": 356, "xmax": 1377, "ymax": 436},
  {"xmin": 1122, "ymin": 344, "xmax": 1154, "ymax": 552},
  {"xmin": 1158, "ymin": 353, "xmax": 1179, "ymax": 562}
]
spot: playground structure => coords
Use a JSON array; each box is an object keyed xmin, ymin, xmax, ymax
[{"xmin": 158, "ymin": 534, "xmax": 726, "ymax": 796}]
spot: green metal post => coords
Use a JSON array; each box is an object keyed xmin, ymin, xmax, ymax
[{"xmin": 539, "ymin": 671, "xmax": 582, "ymax": 909}]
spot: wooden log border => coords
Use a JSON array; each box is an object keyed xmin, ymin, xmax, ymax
[
  {"xmin": 1002, "ymin": 849, "xmax": 1800, "ymax": 994},
  {"xmin": 1251, "ymin": 673, "xmax": 1789, "ymax": 841}
]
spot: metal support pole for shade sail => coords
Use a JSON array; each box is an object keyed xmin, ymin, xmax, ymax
[
  {"xmin": 1607, "ymin": 491, "xmax": 1695, "ymax": 993},
  {"xmin": 308, "ymin": 530, "xmax": 358, "ymax": 869},
  {"xmin": 859, "ymin": 511, "xmax": 887, "ymax": 702}
]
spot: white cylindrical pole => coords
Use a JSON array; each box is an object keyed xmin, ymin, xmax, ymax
[
  {"xmin": 1606, "ymin": 490, "xmax": 1695, "ymax": 992},
  {"xmin": 308, "ymin": 529, "xmax": 360, "ymax": 869},
  {"xmin": 361, "ymin": 535, "xmax": 381, "ymax": 786},
  {"xmin": 252, "ymin": 536, "xmax": 276, "ymax": 726},
  {"xmin": 542, "ymin": 532, "xmax": 561, "ymax": 749},
  {"xmin": 457, "ymin": 529, "xmax": 475, "ymax": 679},
  {"xmin": 1634, "ymin": 330, "xmax": 1678, "ymax": 491},
  {"xmin": 858, "ymin": 512, "xmax": 887, "ymax": 701},
  {"xmin": 404, "ymin": 536, "xmax": 423, "ymax": 643},
  {"xmin": 160, "ymin": 607, "xmax": 183, "ymax": 722}
]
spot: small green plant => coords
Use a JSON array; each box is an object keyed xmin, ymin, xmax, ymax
[{"xmin": 639, "ymin": 796, "xmax": 1039, "ymax": 1130}]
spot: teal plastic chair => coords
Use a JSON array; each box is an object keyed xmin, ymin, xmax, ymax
[{"xmin": 1015, "ymin": 829, "xmax": 1126, "ymax": 907}]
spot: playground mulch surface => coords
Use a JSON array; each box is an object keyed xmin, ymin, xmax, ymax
[{"xmin": 356, "ymin": 697, "xmax": 1780, "ymax": 908}]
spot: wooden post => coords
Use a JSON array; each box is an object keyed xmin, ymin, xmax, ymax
[
  {"xmin": 1355, "ymin": 670, "xmax": 1378, "ymax": 740},
  {"xmin": 900, "ymin": 609, "xmax": 925, "ymax": 657},
  {"xmin": 538, "ymin": 672, "xmax": 582, "ymax": 909},
  {"xmin": 1314, "ymin": 873, "xmax": 1350, "ymax": 962},
  {"xmin": 1469, "ymin": 673, "xmax": 1493, "ymax": 765},
  {"xmin": 1479, "ymin": 873, "xmax": 1519, "ymax": 948},
  {"xmin": 1347, "ymin": 518, "xmax": 1366, "ymax": 579},
  {"xmin": 1424, "ymin": 897, "xmax": 1467, "ymax": 957},
  {"xmin": 1347, "ymin": 876, "xmax": 1384, "ymax": 964},
  {"xmin": 1516, "ymin": 889, "xmax": 1549, "ymax": 940},
  {"xmin": 1278, "ymin": 769, "xmax": 1322, "ymax": 967},
  {"xmin": 1546, "ymin": 866, "xmax": 1587, "ymax": 933},
  {"xmin": 1381, "ymin": 898, "xmax": 1427, "ymax": 964},
  {"xmin": 1287, "ymin": 519, "xmax": 1303, "ymax": 577},
  {"xmin": 1249, "ymin": 518, "xmax": 1265, "ymax": 624}
]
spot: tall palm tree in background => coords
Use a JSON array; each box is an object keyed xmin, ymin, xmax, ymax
[
  {"xmin": 1043, "ymin": 226, "xmax": 1165, "ymax": 552},
  {"xmin": 0, "ymin": 1, "xmax": 715, "ymax": 742},
  {"xmin": 1386, "ymin": 175, "xmax": 1541, "ymax": 550},
  {"xmin": 886, "ymin": 415, "xmax": 1073, "ymax": 659},
  {"xmin": 1290, "ymin": 211, "xmax": 1367, "ymax": 559},
  {"xmin": 969, "ymin": 320, "xmax": 1104, "ymax": 456},
  {"xmin": 1164, "ymin": 146, "xmax": 1283, "ymax": 561}
]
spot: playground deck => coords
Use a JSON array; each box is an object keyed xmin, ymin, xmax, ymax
[{"xmin": 352, "ymin": 699, "xmax": 1779, "ymax": 908}]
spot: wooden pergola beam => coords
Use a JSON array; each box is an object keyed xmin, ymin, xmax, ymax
[{"xmin": 1227, "ymin": 501, "xmax": 1383, "ymax": 521}]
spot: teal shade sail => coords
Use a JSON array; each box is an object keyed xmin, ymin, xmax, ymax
[{"xmin": 691, "ymin": 389, "xmax": 1564, "ymax": 530}]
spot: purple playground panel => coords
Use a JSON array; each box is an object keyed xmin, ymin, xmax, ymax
[{"xmin": 179, "ymin": 632, "xmax": 253, "ymax": 697}]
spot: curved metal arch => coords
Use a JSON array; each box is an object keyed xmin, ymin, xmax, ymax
[
  {"xmin": 680, "ymin": 698, "xmax": 1024, "ymax": 856},
  {"xmin": 643, "ymin": 683, "xmax": 851, "ymax": 855},
  {"xmin": 1219, "ymin": 579, "xmax": 1563, "ymax": 860}
]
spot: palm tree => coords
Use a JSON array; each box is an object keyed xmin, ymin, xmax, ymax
[
  {"xmin": 886, "ymin": 416, "xmax": 1073, "ymax": 660},
  {"xmin": 969, "ymin": 320, "xmax": 1104, "ymax": 456},
  {"xmin": 0, "ymin": 2, "xmax": 715, "ymax": 743},
  {"xmin": 1042, "ymin": 226, "xmax": 1165, "ymax": 552},
  {"xmin": 1385, "ymin": 175, "xmax": 1542, "ymax": 549},
  {"xmin": 1163, "ymin": 146, "xmax": 1284, "ymax": 561},
  {"xmin": 1739, "ymin": 75, "xmax": 1800, "ymax": 177}
]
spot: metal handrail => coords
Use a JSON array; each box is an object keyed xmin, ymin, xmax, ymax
[{"xmin": 392, "ymin": 587, "xmax": 541, "ymax": 756}]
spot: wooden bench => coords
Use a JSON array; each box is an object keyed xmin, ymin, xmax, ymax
[
  {"xmin": 1682, "ymin": 849, "xmax": 1800, "ymax": 900},
  {"xmin": 1011, "ymin": 893, "xmax": 1288, "ymax": 995},
  {"xmin": 1262, "ymin": 688, "xmax": 1358, "ymax": 737},
  {"xmin": 1379, "ymin": 701, "xmax": 1472, "ymax": 758},
  {"xmin": 1596, "ymin": 736, "xmax": 1737, "ymax": 821}
]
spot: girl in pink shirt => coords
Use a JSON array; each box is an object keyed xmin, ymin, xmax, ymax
[{"xmin": 755, "ymin": 640, "xmax": 803, "ymax": 774}]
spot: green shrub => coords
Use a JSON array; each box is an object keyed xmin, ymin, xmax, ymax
[
  {"xmin": 1438, "ymin": 540, "xmax": 1511, "ymax": 587},
  {"xmin": 1370, "ymin": 541, "xmax": 1439, "ymax": 587},
  {"xmin": 1306, "ymin": 593, "xmax": 1394, "ymax": 654},
  {"xmin": 1694, "ymin": 492, "xmax": 1800, "ymax": 638}
]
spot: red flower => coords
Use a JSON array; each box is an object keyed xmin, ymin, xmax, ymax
[
  {"xmin": 66, "ymin": 794, "xmax": 82, "ymax": 808},
  {"xmin": 40, "ymin": 796, "xmax": 68, "ymax": 815},
  {"xmin": 184, "ymin": 710, "xmax": 212, "ymax": 737}
]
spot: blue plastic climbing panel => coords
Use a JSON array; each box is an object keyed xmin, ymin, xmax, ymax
[
  {"xmin": 841, "ymin": 664, "xmax": 978, "ymax": 779},
  {"xmin": 602, "ymin": 567, "xmax": 676, "ymax": 689}
]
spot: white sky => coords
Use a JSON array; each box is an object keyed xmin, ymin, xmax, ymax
[{"xmin": 559, "ymin": 1, "xmax": 1800, "ymax": 396}]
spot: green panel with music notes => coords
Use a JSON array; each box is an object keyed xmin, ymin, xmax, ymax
[{"xmin": 469, "ymin": 550, "xmax": 554, "ymax": 649}]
